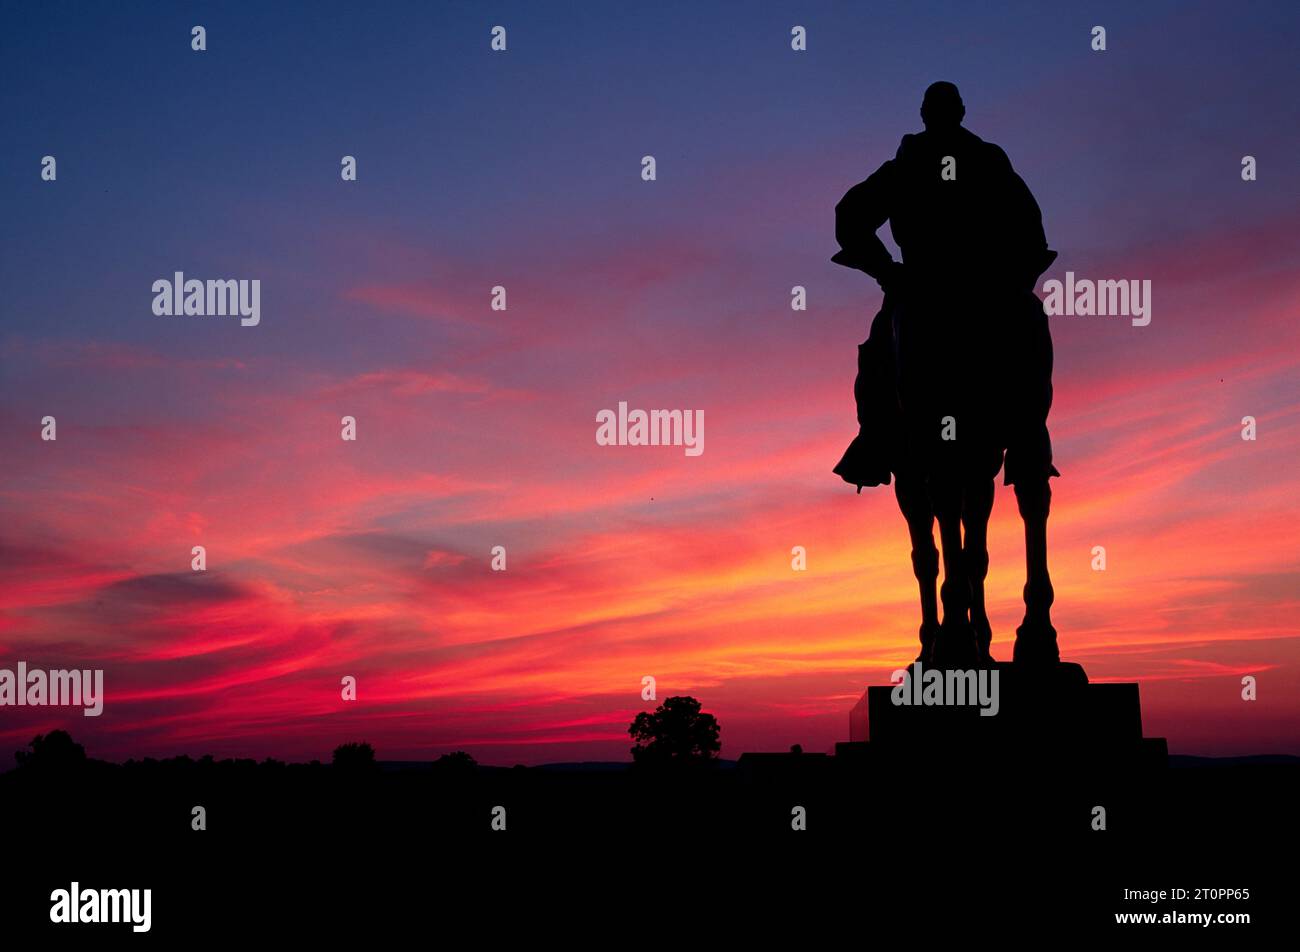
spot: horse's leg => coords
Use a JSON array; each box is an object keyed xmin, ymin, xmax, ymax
[
  {"xmin": 962, "ymin": 477, "xmax": 995, "ymax": 664},
  {"xmin": 1013, "ymin": 477, "xmax": 1059, "ymax": 663},
  {"xmin": 894, "ymin": 474, "xmax": 939, "ymax": 662},
  {"xmin": 931, "ymin": 478, "xmax": 977, "ymax": 668}
]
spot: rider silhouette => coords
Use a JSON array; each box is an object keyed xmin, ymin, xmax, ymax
[{"xmin": 833, "ymin": 80, "xmax": 1059, "ymax": 491}]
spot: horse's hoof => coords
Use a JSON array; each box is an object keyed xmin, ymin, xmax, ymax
[
  {"xmin": 1013, "ymin": 619, "xmax": 1060, "ymax": 664},
  {"xmin": 915, "ymin": 622, "xmax": 940, "ymax": 663},
  {"xmin": 931, "ymin": 620, "xmax": 979, "ymax": 669},
  {"xmin": 972, "ymin": 616, "xmax": 994, "ymax": 664}
]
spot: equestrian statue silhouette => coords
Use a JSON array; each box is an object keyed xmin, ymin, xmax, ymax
[{"xmin": 833, "ymin": 82, "xmax": 1060, "ymax": 668}]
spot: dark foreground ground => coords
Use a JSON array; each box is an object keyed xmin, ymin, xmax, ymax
[{"xmin": 1, "ymin": 752, "xmax": 1295, "ymax": 941}]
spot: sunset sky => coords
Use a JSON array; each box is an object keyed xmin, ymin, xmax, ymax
[{"xmin": 2, "ymin": 1, "xmax": 1298, "ymax": 765}]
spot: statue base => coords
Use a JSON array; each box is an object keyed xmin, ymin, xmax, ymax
[{"xmin": 846, "ymin": 660, "xmax": 1167, "ymax": 767}]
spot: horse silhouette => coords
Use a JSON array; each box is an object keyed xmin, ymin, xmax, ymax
[{"xmin": 833, "ymin": 82, "xmax": 1060, "ymax": 666}]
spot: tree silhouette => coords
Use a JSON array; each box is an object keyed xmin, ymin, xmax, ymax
[
  {"xmin": 15, "ymin": 730, "xmax": 86, "ymax": 769},
  {"xmin": 628, "ymin": 696, "xmax": 721, "ymax": 766},
  {"xmin": 431, "ymin": 751, "xmax": 477, "ymax": 774},
  {"xmin": 331, "ymin": 741, "xmax": 376, "ymax": 770}
]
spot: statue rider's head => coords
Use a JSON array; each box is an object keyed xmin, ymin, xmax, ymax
[{"xmin": 920, "ymin": 82, "xmax": 965, "ymax": 132}]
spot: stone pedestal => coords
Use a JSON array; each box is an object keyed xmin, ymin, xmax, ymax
[{"xmin": 847, "ymin": 660, "xmax": 1166, "ymax": 767}]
